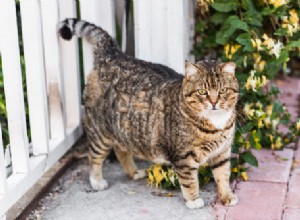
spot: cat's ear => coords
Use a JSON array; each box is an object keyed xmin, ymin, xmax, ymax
[
  {"xmin": 185, "ymin": 61, "xmax": 199, "ymax": 81},
  {"xmin": 221, "ymin": 62, "xmax": 236, "ymax": 76}
]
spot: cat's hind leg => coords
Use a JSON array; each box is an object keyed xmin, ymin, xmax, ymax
[
  {"xmin": 89, "ymin": 141, "xmax": 112, "ymax": 191},
  {"xmin": 114, "ymin": 147, "xmax": 146, "ymax": 180}
]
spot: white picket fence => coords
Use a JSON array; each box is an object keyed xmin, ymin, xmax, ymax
[{"xmin": 0, "ymin": 0, "xmax": 194, "ymax": 218}]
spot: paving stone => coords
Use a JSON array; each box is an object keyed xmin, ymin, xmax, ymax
[
  {"xmin": 226, "ymin": 181, "xmax": 287, "ymax": 220},
  {"xmin": 275, "ymin": 78, "xmax": 300, "ymax": 94},
  {"xmin": 212, "ymin": 201, "xmax": 227, "ymax": 220},
  {"xmin": 282, "ymin": 208, "xmax": 300, "ymax": 220},
  {"xmin": 279, "ymin": 92, "xmax": 299, "ymax": 107},
  {"xmin": 285, "ymin": 169, "xmax": 300, "ymax": 209},
  {"xmin": 248, "ymin": 149, "xmax": 293, "ymax": 183},
  {"xmin": 295, "ymin": 139, "xmax": 300, "ymax": 163}
]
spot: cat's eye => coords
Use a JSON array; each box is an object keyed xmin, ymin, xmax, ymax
[
  {"xmin": 198, "ymin": 89, "xmax": 207, "ymax": 95},
  {"xmin": 219, "ymin": 88, "xmax": 228, "ymax": 94}
]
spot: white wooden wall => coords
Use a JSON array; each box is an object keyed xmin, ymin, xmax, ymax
[{"xmin": 0, "ymin": 0, "xmax": 194, "ymax": 218}]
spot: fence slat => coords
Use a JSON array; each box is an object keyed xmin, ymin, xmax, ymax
[
  {"xmin": 58, "ymin": 0, "xmax": 81, "ymax": 128},
  {"xmin": 40, "ymin": 0, "xmax": 66, "ymax": 139},
  {"xmin": 133, "ymin": 0, "xmax": 152, "ymax": 61},
  {"xmin": 0, "ymin": 126, "xmax": 7, "ymax": 196},
  {"xmin": 20, "ymin": 0, "xmax": 50, "ymax": 155},
  {"xmin": 150, "ymin": 0, "xmax": 168, "ymax": 65},
  {"xmin": 80, "ymin": 0, "xmax": 116, "ymax": 80},
  {"xmin": 0, "ymin": 0, "xmax": 29, "ymax": 173},
  {"xmin": 166, "ymin": 0, "xmax": 186, "ymax": 74}
]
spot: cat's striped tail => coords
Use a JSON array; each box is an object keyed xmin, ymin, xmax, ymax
[{"xmin": 58, "ymin": 18, "xmax": 118, "ymax": 50}]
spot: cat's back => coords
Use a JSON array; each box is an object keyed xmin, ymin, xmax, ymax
[{"xmin": 94, "ymin": 52, "xmax": 183, "ymax": 92}]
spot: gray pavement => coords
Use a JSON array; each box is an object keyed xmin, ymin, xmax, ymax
[{"xmin": 34, "ymin": 159, "xmax": 217, "ymax": 220}]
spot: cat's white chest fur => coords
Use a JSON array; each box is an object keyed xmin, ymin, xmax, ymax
[{"xmin": 201, "ymin": 110, "xmax": 233, "ymax": 130}]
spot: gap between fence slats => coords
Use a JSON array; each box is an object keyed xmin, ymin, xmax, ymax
[
  {"xmin": 0, "ymin": 0, "xmax": 29, "ymax": 173},
  {"xmin": 40, "ymin": 0, "xmax": 66, "ymax": 139},
  {"xmin": 58, "ymin": 0, "xmax": 81, "ymax": 128},
  {"xmin": 20, "ymin": 0, "xmax": 50, "ymax": 155},
  {"xmin": 0, "ymin": 126, "xmax": 7, "ymax": 196}
]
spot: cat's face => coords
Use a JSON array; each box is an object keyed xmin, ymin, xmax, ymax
[{"xmin": 182, "ymin": 61, "xmax": 239, "ymax": 117}]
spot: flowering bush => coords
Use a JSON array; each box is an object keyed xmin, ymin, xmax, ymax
[{"xmin": 148, "ymin": 0, "xmax": 300, "ymax": 190}]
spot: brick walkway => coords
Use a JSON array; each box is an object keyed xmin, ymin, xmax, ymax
[{"xmin": 213, "ymin": 78, "xmax": 300, "ymax": 220}]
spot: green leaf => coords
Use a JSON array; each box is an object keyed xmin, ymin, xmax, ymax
[
  {"xmin": 287, "ymin": 40, "xmax": 300, "ymax": 49},
  {"xmin": 211, "ymin": 0, "xmax": 238, "ymax": 12},
  {"xmin": 236, "ymin": 33, "xmax": 253, "ymax": 52},
  {"xmin": 241, "ymin": 0, "xmax": 255, "ymax": 11},
  {"xmin": 210, "ymin": 12, "xmax": 228, "ymax": 25},
  {"xmin": 240, "ymin": 151, "xmax": 258, "ymax": 167},
  {"xmin": 216, "ymin": 16, "xmax": 249, "ymax": 45}
]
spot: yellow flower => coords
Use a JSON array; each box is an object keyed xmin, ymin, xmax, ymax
[
  {"xmin": 262, "ymin": 34, "xmax": 275, "ymax": 50},
  {"xmin": 289, "ymin": 9, "xmax": 299, "ymax": 25},
  {"xmin": 296, "ymin": 119, "xmax": 300, "ymax": 132},
  {"xmin": 244, "ymin": 103, "xmax": 255, "ymax": 118},
  {"xmin": 264, "ymin": 117, "xmax": 271, "ymax": 128},
  {"xmin": 244, "ymin": 70, "xmax": 268, "ymax": 91},
  {"xmin": 245, "ymin": 70, "xmax": 258, "ymax": 91},
  {"xmin": 272, "ymin": 118, "xmax": 279, "ymax": 129},
  {"xmin": 232, "ymin": 167, "xmax": 238, "ymax": 173},
  {"xmin": 268, "ymin": 0, "xmax": 287, "ymax": 8},
  {"xmin": 148, "ymin": 172, "xmax": 154, "ymax": 185},
  {"xmin": 266, "ymin": 105, "xmax": 273, "ymax": 116},
  {"xmin": 275, "ymin": 137, "xmax": 283, "ymax": 149},
  {"xmin": 241, "ymin": 172, "xmax": 249, "ymax": 181},
  {"xmin": 244, "ymin": 141, "xmax": 251, "ymax": 149},
  {"xmin": 257, "ymin": 60, "xmax": 266, "ymax": 72},
  {"xmin": 224, "ymin": 44, "xmax": 241, "ymax": 59},
  {"xmin": 148, "ymin": 164, "xmax": 165, "ymax": 188},
  {"xmin": 251, "ymin": 39, "xmax": 263, "ymax": 51},
  {"xmin": 257, "ymin": 119, "xmax": 264, "ymax": 128}
]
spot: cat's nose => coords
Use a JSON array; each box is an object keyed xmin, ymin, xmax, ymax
[{"xmin": 210, "ymin": 101, "xmax": 217, "ymax": 110}]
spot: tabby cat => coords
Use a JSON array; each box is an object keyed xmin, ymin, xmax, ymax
[{"xmin": 58, "ymin": 18, "xmax": 239, "ymax": 209}]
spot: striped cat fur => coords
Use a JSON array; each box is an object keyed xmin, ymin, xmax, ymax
[{"xmin": 58, "ymin": 18, "xmax": 239, "ymax": 209}]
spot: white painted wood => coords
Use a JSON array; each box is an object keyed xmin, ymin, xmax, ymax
[
  {"xmin": 133, "ymin": 0, "xmax": 152, "ymax": 61},
  {"xmin": 166, "ymin": 0, "xmax": 186, "ymax": 74},
  {"xmin": 58, "ymin": 0, "xmax": 81, "ymax": 128},
  {"xmin": 134, "ymin": 0, "xmax": 189, "ymax": 73},
  {"xmin": 0, "ymin": 126, "xmax": 7, "ymax": 196},
  {"xmin": 20, "ymin": 0, "xmax": 50, "ymax": 155},
  {"xmin": 80, "ymin": 0, "xmax": 116, "ymax": 81},
  {"xmin": 150, "ymin": 0, "xmax": 168, "ymax": 65},
  {"xmin": 0, "ymin": 124, "xmax": 83, "ymax": 216},
  {"xmin": 40, "ymin": 0, "xmax": 66, "ymax": 139},
  {"xmin": 0, "ymin": 214, "xmax": 6, "ymax": 220},
  {"xmin": 0, "ymin": 0, "xmax": 29, "ymax": 173}
]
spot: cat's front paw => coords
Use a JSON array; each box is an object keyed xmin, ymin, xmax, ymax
[
  {"xmin": 133, "ymin": 169, "xmax": 147, "ymax": 180},
  {"xmin": 221, "ymin": 193, "xmax": 238, "ymax": 206},
  {"xmin": 89, "ymin": 177, "xmax": 109, "ymax": 191},
  {"xmin": 185, "ymin": 198, "xmax": 205, "ymax": 209}
]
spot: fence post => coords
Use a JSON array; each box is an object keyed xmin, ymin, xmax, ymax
[
  {"xmin": 0, "ymin": 0, "xmax": 29, "ymax": 173},
  {"xmin": 20, "ymin": 0, "xmax": 50, "ymax": 155},
  {"xmin": 40, "ymin": 0, "xmax": 66, "ymax": 139},
  {"xmin": 58, "ymin": 0, "xmax": 81, "ymax": 128},
  {"xmin": 79, "ymin": 0, "xmax": 116, "ymax": 81}
]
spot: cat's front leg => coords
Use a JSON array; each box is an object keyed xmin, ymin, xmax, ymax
[
  {"xmin": 209, "ymin": 148, "xmax": 238, "ymax": 206},
  {"xmin": 174, "ymin": 165, "xmax": 204, "ymax": 209}
]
